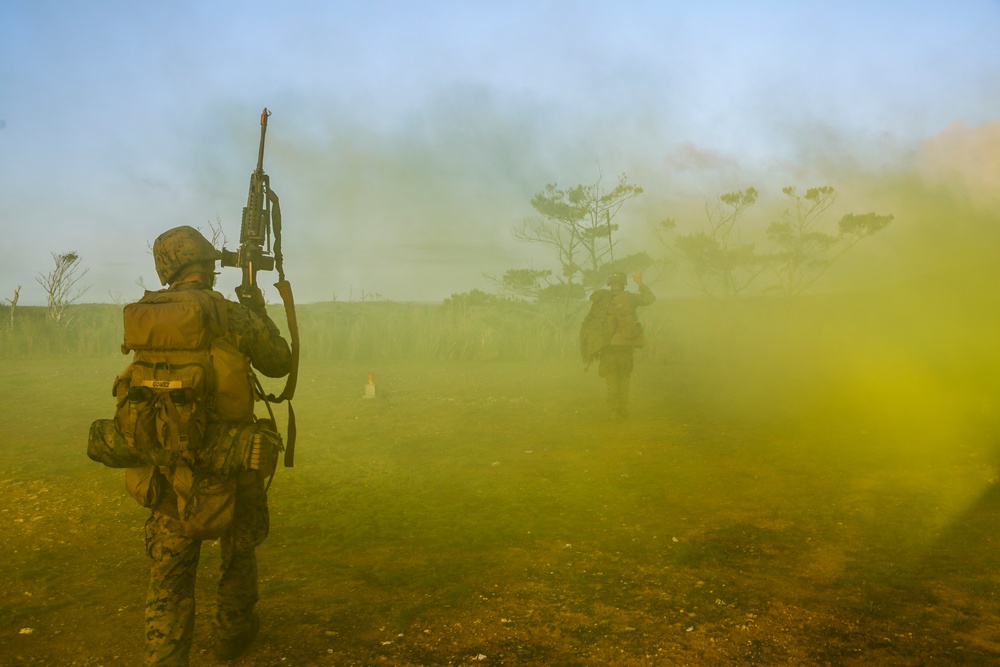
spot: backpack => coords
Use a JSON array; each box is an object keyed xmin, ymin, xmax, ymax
[
  {"xmin": 606, "ymin": 291, "xmax": 645, "ymax": 348},
  {"xmin": 579, "ymin": 290, "xmax": 645, "ymax": 363},
  {"xmin": 112, "ymin": 288, "xmax": 255, "ymax": 465}
]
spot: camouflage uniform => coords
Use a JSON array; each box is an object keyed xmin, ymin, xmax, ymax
[
  {"xmin": 140, "ymin": 223, "xmax": 292, "ymax": 667},
  {"xmin": 594, "ymin": 282, "xmax": 655, "ymax": 418}
]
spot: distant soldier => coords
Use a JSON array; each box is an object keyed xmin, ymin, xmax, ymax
[
  {"xmin": 88, "ymin": 225, "xmax": 291, "ymax": 665},
  {"xmin": 580, "ymin": 270, "xmax": 655, "ymax": 418}
]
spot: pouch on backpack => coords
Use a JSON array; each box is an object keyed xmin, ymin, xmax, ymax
[
  {"xmin": 113, "ymin": 358, "xmax": 209, "ymax": 459},
  {"xmin": 88, "ymin": 419, "xmax": 146, "ymax": 468},
  {"xmin": 170, "ymin": 466, "xmax": 237, "ymax": 540},
  {"xmin": 125, "ymin": 465, "xmax": 166, "ymax": 508}
]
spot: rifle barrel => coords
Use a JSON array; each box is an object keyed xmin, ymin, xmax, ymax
[{"xmin": 257, "ymin": 108, "xmax": 270, "ymax": 172}]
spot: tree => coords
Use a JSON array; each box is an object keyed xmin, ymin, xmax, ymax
[
  {"xmin": 513, "ymin": 172, "xmax": 644, "ymax": 294},
  {"xmin": 585, "ymin": 251, "xmax": 657, "ymax": 289},
  {"xmin": 657, "ymin": 185, "xmax": 895, "ymax": 298},
  {"xmin": 766, "ymin": 186, "xmax": 894, "ymax": 295},
  {"xmin": 659, "ymin": 187, "xmax": 766, "ymax": 298},
  {"xmin": 35, "ymin": 252, "xmax": 89, "ymax": 323},
  {"xmin": 495, "ymin": 268, "xmax": 553, "ymax": 300},
  {"xmin": 486, "ymin": 172, "xmax": 644, "ymax": 351}
]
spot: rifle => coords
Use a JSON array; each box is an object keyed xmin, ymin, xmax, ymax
[{"xmin": 221, "ymin": 108, "xmax": 301, "ymax": 467}]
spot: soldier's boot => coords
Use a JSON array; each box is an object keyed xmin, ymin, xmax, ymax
[{"xmin": 214, "ymin": 611, "xmax": 259, "ymax": 661}]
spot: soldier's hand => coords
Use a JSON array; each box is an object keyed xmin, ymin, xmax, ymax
[
  {"xmin": 237, "ymin": 285, "xmax": 267, "ymax": 315},
  {"xmin": 632, "ymin": 270, "xmax": 643, "ymax": 286}
]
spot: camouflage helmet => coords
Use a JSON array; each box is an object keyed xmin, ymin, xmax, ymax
[
  {"xmin": 607, "ymin": 271, "xmax": 627, "ymax": 287},
  {"xmin": 152, "ymin": 226, "xmax": 222, "ymax": 285}
]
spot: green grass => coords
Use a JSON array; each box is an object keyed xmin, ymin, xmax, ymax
[{"xmin": 3, "ymin": 280, "xmax": 1000, "ymax": 665}]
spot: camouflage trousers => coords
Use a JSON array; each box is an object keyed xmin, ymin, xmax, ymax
[
  {"xmin": 598, "ymin": 345, "xmax": 634, "ymax": 415},
  {"xmin": 143, "ymin": 510, "xmax": 259, "ymax": 666}
]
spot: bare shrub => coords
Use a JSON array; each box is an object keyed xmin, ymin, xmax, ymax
[
  {"xmin": 35, "ymin": 252, "xmax": 89, "ymax": 323},
  {"xmin": 4, "ymin": 285, "xmax": 20, "ymax": 328}
]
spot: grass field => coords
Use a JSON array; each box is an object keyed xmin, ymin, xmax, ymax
[{"xmin": 2, "ymin": 282, "xmax": 999, "ymax": 665}]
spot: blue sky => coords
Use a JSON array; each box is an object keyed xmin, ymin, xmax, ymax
[{"xmin": 2, "ymin": 1, "xmax": 999, "ymax": 304}]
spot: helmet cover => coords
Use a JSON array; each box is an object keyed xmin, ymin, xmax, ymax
[{"xmin": 152, "ymin": 226, "xmax": 222, "ymax": 285}]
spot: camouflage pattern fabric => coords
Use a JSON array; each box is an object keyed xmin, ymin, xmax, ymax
[
  {"xmin": 143, "ymin": 495, "xmax": 260, "ymax": 666},
  {"xmin": 152, "ymin": 226, "xmax": 222, "ymax": 286},
  {"xmin": 88, "ymin": 418, "xmax": 154, "ymax": 468},
  {"xmin": 195, "ymin": 421, "xmax": 263, "ymax": 477},
  {"xmin": 91, "ymin": 417, "xmax": 279, "ymax": 478},
  {"xmin": 138, "ymin": 278, "xmax": 289, "ymax": 664}
]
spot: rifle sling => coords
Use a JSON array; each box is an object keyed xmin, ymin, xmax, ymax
[{"xmin": 267, "ymin": 279, "xmax": 299, "ymax": 467}]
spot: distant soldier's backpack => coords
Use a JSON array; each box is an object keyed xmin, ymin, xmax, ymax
[
  {"xmin": 579, "ymin": 289, "xmax": 645, "ymax": 363},
  {"xmin": 606, "ymin": 291, "xmax": 645, "ymax": 348},
  {"xmin": 113, "ymin": 288, "xmax": 255, "ymax": 464}
]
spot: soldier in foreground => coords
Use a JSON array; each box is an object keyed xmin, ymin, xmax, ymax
[
  {"xmin": 580, "ymin": 270, "xmax": 655, "ymax": 419},
  {"xmin": 89, "ymin": 226, "xmax": 291, "ymax": 664}
]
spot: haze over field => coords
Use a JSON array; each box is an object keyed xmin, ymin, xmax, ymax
[
  {"xmin": 2, "ymin": 1, "xmax": 999, "ymax": 305},
  {"xmin": 3, "ymin": 6, "xmax": 1000, "ymax": 663}
]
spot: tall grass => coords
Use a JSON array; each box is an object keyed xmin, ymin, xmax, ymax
[
  {"xmin": 294, "ymin": 297, "xmax": 604, "ymax": 362},
  {"xmin": 0, "ymin": 297, "xmax": 673, "ymax": 363},
  {"xmin": 0, "ymin": 303, "xmax": 122, "ymax": 358}
]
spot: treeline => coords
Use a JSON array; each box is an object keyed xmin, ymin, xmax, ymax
[
  {"xmin": 4, "ymin": 281, "xmax": 993, "ymax": 396},
  {"xmin": 0, "ymin": 289, "xmax": 869, "ymax": 390},
  {"xmin": 0, "ymin": 297, "xmax": 674, "ymax": 362}
]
